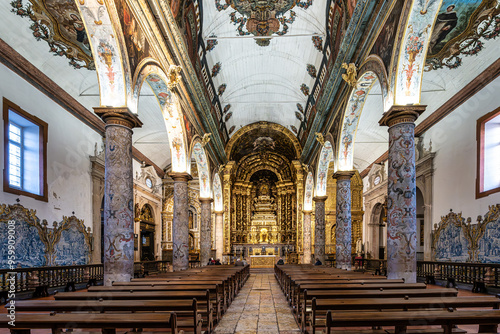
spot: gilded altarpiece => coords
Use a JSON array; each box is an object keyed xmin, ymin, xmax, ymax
[
  {"xmin": 325, "ymin": 167, "xmax": 364, "ymax": 255},
  {"xmin": 293, "ymin": 161, "xmax": 304, "ymax": 255},
  {"xmin": 225, "ymin": 152, "xmax": 298, "ymax": 257}
]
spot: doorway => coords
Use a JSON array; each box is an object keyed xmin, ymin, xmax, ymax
[{"xmin": 140, "ymin": 229, "xmax": 155, "ymax": 261}]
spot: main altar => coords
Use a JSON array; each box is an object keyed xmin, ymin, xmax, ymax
[{"xmin": 230, "ymin": 175, "xmax": 296, "ymax": 260}]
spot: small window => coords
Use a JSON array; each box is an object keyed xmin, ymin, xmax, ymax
[
  {"xmin": 477, "ymin": 107, "xmax": 500, "ymax": 198},
  {"xmin": 3, "ymin": 98, "xmax": 48, "ymax": 201}
]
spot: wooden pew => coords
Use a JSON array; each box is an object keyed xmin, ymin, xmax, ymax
[
  {"xmin": 306, "ymin": 296, "xmax": 500, "ymax": 334},
  {"xmin": 13, "ymin": 299, "xmax": 204, "ymax": 334},
  {"xmin": 291, "ymin": 281, "xmax": 422, "ymax": 308},
  {"xmin": 298, "ymin": 288, "xmax": 459, "ymax": 322},
  {"xmin": 55, "ymin": 289, "xmax": 219, "ymax": 326},
  {"xmin": 89, "ymin": 283, "xmax": 223, "ymax": 322},
  {"xmin": 0, "ymin": 312, "xmax": 181, "ymax": 334},
  {"xmin": 133, "ymin": 276, "xmax": 236, "ymax": 305},
  {"xmin": 325, "ymin": 309, "xmax": 500, "ymax": 334}
]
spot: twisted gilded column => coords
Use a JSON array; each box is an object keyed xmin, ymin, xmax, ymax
[
  {"xmin": 94, "ymin": 107, "xmax": 142, "ymax": 286},
  {"xmin": 313, "ymin": 196, "xmax": 327, "ymax": 264},
  {"xmin": 168, "ymin": 172, "xmax": 193, "ymax": 271},
  {"xmin": 379, "ymin": 105, "xmax": 425, "ymax": 283},
  {"xmin": 303, "ymin": 210, "xmax": 312, "ymax": 264},
  {"xmin": 199, "ymin": 197, "xmax": 213, "ymax": 266},
  {"xmin": 215, "ymin": 211, "xmax": 224, "ymax": 260},
  {"xmin": 333, "ymin": 171, "xmax": 355, "ymax": 270}
]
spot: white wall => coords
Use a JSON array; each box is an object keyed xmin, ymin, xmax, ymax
[
  {"xmin": 425, "ymin": 76, "xmax": 500, "ymax": 225},
  {"xmin": 0, "ymin": 62, "xmax": 102, "ymax": 230}
]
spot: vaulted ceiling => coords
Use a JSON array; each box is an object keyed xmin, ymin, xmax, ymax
[
  {"xmin": 202, "ymin": 1, "xmax": 327, "ymax": 136},
  {"xmin": 1, "ymin": 0, "xmax": 499, "ymax": 175}
]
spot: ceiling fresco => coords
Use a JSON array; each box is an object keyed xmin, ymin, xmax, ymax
[
  {"xmin": 370, "ymin": 0, "xmax": 405, "ymax": 73},
  {"xmin": 216, "ymin": 0, "xmax": 314, "ymax": 46},
  {"xmin": 113, "ymin": 0, "xmax": 151, "ymax": 76},
  {"xmin": 425, "ymin": 0, "xmax": 500, "ymax": 70},
  {"xmin": 11, "ymin": 0, "xmax": 94, "ymax": 70}
]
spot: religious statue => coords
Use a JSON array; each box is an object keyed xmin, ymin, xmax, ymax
[
  {"xmin": 167, "ymin": 64, "xmax": 182, "ymax": 89},
  {"xmin": 342, "ymin": 63, "xmax": 357, "ymax": 87},
  {"xmin": 356, "ymin": 238, "xmax": 363, "ymax": 254}
]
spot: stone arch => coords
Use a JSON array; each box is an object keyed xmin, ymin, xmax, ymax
[
  {"xmin": 337, "ymin": 71, "xmax": 385, "ymax": 171},
  {"xmin": 225, "ymin": 122, "xmax": 302, "ymax": 160},
  {"xmin": 316, "ymin": 141, "xmax": 334, "ymax": 197},
  {"xmin": 370, "ymin": 201, "xmax": 387, "ymax": 259},
  {"xmin": 190, "ymin": 137, "xmax": 211, "ymax": 198},
  {"xmin": 133, "ymin": 63, "xmax": 188, "ymax": 173},
  {"xmin": 394, "ymin": 0, "xmax": 443, "ymax": 105},
  {"xmin": 75, "ymin": 0, "xmax": 133, "ymax": 109},
  {"xmin": 304, "ymin": 172, "xmax": 315, "ymax": 211},
  {"xmin": 359, "ymin": 55, "xmax": 391, "ymax": 111},
  {"xmin": 212, "ymin": 173, "xmax": 223, "ymax": 212}
]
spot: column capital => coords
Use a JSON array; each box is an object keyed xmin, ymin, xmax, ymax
[
  {"xmin": 379, "ymin": 105, "xmax": 426, "ymax": 127},
  {"xmin": 199, "ymin": 197, "xmax": 214, "ymax": 204},
  {"xmin": 214, "ymin": 210, "xmax": 224, "ymax": 215},
  {"xmin": 333, "ymin": 170, "xmax": 356, "ymax": 180},
  {"xmin": 94, "ymin": 107, "xmax": 143, "ymax": 128},
  {"xmin": 168, "ymin": 172, "xmax": 193, "ymax": 182},
  {"xmin": 313, "ymin": 196, "xmax": 328, "ymax": 203},
  {"xmin": 303, "ymin": 210, "xmax": 313, "ymax": 214}
]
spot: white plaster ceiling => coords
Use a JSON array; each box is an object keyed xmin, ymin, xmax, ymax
[
  {"xmin": 203, "ymin": 2, "xmax": 326, "ymax": 135},
  {"xmin": 0, "ymin": 1, "xmax": 171, "ymax": 170},
  {"xmin": 353, "ymin": 36, "xmax": 500, "ymax": 173}
]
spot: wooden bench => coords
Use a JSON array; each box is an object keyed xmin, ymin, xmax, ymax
[
  {"xmin": 90, "ymin": 283, "xmax": 223, "ymax": 323},
  {"xmin": 325, "ymin": 309, "xmax": 500, "ymax": 334},
  {"xmin": 305, "ymin": 296, "xmax": 500, "ymax": 334},
  {"xmin": 0, "ymin": 312, "xmax": 181, "ymax": 334},
  {"xmin": 298, "ymin": 288, "xmax": 459, "ymax": 321},
  {"xmin": 55, "ymin": 289, "xmax": 218, "ymax": 325},
  {"xmin": 13, "ymin": 298, "xmax": 204, "ymax": 334},
  {"xmin": 293, "ymin": 282, "xmax": 425, "ymax": 311}
]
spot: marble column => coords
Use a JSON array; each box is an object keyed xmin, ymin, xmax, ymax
[
  {"xmin": 333, "ymin": 171, "xmax": 356, "ymax": 270},
  {"xmin": 313, "ymin": 196, "xmax": 327, "ymax": 264},
  {"xmin": 94, "ymin": 107, "xmax": 142, "ymax": 286},
  {"xmin": 303, "ymin": 210, "xmax": 312, "ymax": 264},
  {"xmin": 168, "ymin": 172, "xmax": 193, "ymax": 271},
  {"xmin": 379, "ymin": 105, "xmax": 425, "ymax": 283},
  {"xmin": 199, "ymin": 197, "xmax": 213, "ymax": 266},
  {"xmin": 215, "ymin": 211, "xmax": 224, "ymax": 260}
]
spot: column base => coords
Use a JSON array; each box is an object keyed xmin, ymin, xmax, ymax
[
  {"xmin": 104, "ymin": 272, "xmax": 133, "ymax": 286},
  {"xmin": 387, "ymin": 271, "xmax": 416, "ymax": 283}
]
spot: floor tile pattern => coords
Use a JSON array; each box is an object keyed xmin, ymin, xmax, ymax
[{"xmin": 214, "ymin": 272, "xmax": 300, "ymax": 334}]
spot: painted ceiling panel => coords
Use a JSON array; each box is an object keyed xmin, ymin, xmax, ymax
[{"xmin": 203, "ymin": 1, "xmax": 327, "ymax": 135}]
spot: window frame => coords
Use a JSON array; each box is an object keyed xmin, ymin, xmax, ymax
[
  {"xmin": 476, "ymin": 106, "xmax": 500, "ymax": 199},
  {"xmin": 3, "ymin": 98, "xmax": 48, "ymax": 202}
]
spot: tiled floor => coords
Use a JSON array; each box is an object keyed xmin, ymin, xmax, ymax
[{"xmin": 214, "ymin": 272, "xmax": 300, "ymax": 334}]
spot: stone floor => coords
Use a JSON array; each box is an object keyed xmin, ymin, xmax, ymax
[{"xmin": 214, "ymin": 272, "xmax": 300, "ymax": 334}]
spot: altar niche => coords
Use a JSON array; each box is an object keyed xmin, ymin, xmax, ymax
[{"xmin": 231, "ymin": 169, "xmax": 296, "ymax": 253}]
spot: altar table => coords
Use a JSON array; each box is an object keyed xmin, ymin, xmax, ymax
[{"xmin": 250, "ymin": 255, "xmax": 278, "ymax": 268}]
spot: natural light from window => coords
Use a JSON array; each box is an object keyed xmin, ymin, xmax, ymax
[
  {"xmin": 483, "ymin": 113, "xmax": 500, "ymax": 192},
  {"xmin": 7, "ymin": 109, "xmax": 41, "ymax": 196}
]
